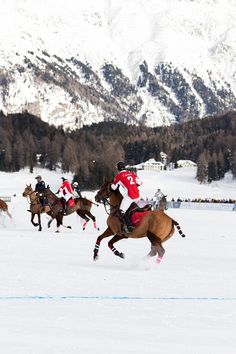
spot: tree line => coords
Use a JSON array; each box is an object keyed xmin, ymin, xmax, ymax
[{"xmin": 0, "ymin": 110, "xmax": 235, "ymax": 189}]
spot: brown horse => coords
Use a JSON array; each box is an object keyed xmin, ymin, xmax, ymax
[
  {"xmin": 0, "ymin": 198, "xmax": 12, "ymax": 219},
  {"xmin": 94, "ymin": 181, "xmax": 186, "ymax": 263},
  {"xmin": 22, "ymin": 185, "xmax": 81, "ymax": 232}
]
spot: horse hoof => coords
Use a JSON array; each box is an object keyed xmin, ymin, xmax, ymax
[
  {"xmin": 93, "ymin": 254, "xmax": 99, "ymax": 261},
  {"xmin": 67, "ymin": 226, "xmax": 72, "ymax": 229},
  {"xmin": 55, "ymin": 230, "xmax": 60, "ymax": 233},
  {"xmin": 83, "ymin": 227, "xmax": 85, "ymax": 231},
  {"xmin": 119, "ymin": 252, "xmax": 125, "ymax": 259},
  {"xmin": 97, "ymin": 228, "xmax": 100, "ymax": 231}
]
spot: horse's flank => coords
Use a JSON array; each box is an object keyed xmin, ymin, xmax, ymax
[
  {"xmin": 0, "ymin": 199, "xmax": 8, "ymax": 212},
  {"xmin": 125, "ymin": 210, "xmax": 174, "ymax": 242},
  {"xmin": 0, "ymin": 198, "xmax": 12, "ymax": 218}
]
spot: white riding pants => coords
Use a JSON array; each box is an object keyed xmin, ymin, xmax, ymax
[{"xmin": 119, "ymin": 192, "xmax": 139, "ymax": 213}]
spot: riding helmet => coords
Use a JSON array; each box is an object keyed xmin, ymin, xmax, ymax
[
  {"xmin": 35, "ymin": 175, "xmax": 42, "ymax": 180},
  {"xmin": 116, "ymin": 161, "xmax": 126, "ymax": 171},
  {"xmin": 73, "ymin": 182, "xmax": 78, "ymax": 186}
]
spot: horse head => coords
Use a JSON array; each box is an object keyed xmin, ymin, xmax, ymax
[
  {"xmin": 22, "ymin": 184, "xmax": 33, "ymax": 197},
  {"xmin": 95, "ymin": 180, "xmax": 122, "ymax": 209},
  {"xmin": 95, "ymin": 180, "xmax": 112, "ymax": 203}
]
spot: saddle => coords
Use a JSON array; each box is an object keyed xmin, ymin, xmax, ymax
[
  {"xmin": 116, "ymin": 202, "xmax": 152, "ymax": 233},
  {"xmin": 127, "ymin": 202, "xmax": 152, "ymax": 217}
]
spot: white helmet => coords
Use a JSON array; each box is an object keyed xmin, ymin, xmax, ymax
[{"xmin": 73, "ymin": 182, "xmax": 78, "ymax": 186}]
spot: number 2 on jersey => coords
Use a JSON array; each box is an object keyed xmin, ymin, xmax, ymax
[{"xmin": 127, "ymin": 176, "xmax": 135, "ymax": 185}]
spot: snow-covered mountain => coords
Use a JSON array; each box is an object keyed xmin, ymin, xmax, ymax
[{"xmin": 1, "ymin": 0, "xmax": 236, "ymax": 129}]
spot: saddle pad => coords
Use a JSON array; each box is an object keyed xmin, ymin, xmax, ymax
[
  {"xmin": 131, "ymin": 211, "xmax": 150, "ymax": 226},
  {"xmin": 68, "ymin": 199, "xmax": 75, "ymax": 207}
]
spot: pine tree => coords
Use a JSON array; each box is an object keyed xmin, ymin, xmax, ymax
[
  {"xmin": 196, "ymin": 152, "xmax": 207, "ymax": 183},
  {"xmin": 232, "ymin": 152, "xmax": 236, "ymax": 179},
  {"xmin": 207, "ymin": 154, "xmax": 217, "ymax": 182}
]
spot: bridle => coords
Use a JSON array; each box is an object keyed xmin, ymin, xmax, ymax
[
  {"xmin": 23, "ymin": 187, "xmax": 38, "ymax": 206},
  {"xmin": 97, "ymin": 183, "xmax": 120, "ymax": 215}
]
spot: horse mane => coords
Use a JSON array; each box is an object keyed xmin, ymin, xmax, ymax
[{"xmin": 43, "ymin": 187, "xmax": 57, "ymax": 197}]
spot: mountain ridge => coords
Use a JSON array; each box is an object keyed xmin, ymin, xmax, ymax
[{"xmin": 0, "ymin": 0, "xmax": 236, "ymax": 129}]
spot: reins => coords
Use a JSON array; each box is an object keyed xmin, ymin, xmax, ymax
[
  {"xmin": 98, "ymin": 184, "xmax": 120, "ymax": 215},
  {"xmin": 25, "ymin": 190, "xmax": 39, "ymax": 206},
  {"xmin": 101, "ymin": 197, "xmax": 119, "ymax": 215}
]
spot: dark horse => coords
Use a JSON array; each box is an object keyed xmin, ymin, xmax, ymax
[
  {"xmin": 41, "ymin": 188, "xmax": 99, "ymax": 231},
  {"xmin": 76, "ymin": 201, "xmax": 99, "ymax": 231},
  {"xmin": 93, "ymin": 180, "xmax": 186, "ymax": 263},
  {"xmin": 22, "ymin": 185, "xmax": 81, "ymax": 232},
  {"xmin": 0, "ymin": 198, "xmax": 12, "ymax": 219}
]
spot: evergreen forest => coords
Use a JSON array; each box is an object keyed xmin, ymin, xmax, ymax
[{"xmin": 0, "ymin": 111, "xmax": 235, "ymax": 189}]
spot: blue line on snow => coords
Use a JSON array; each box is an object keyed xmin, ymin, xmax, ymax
[{"xmin": 0, "ymin": 296, "xmax": 236, "ymax": 301}]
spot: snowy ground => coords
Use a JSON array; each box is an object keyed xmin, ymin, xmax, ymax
[{"xmin": 0, "ymin": 167, "xmax": 236, "ymax": 354}]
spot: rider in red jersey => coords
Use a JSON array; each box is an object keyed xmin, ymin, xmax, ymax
[
  {"xmin": 57, "ymin": 177, "xmax": 74, "ymax": 215},
  {"xmin": 111, "ymin": 161, "xmax": 142, "ymax": 231}
]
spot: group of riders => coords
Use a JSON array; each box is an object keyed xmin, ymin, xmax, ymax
[
  {"xmin": 35, "ymin": 175, "xmax": 82, "ymax": 215},
  {"xmin": 34, "ymin": 161, "xmax": 165, "ymax": 232}
]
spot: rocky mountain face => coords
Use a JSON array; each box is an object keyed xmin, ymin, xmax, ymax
[{"xmin": 0, "ymin": 0, "xmax": 236, "ymax": 129}]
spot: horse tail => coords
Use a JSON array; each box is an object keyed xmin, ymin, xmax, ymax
[{"xmin": 173, "ymin": 220, "xmax": 186, "ymax": 238}]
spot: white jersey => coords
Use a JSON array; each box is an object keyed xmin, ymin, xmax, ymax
[{"xmin": 154, "ymin": 191, "xmax": 165, "ymax": 201}]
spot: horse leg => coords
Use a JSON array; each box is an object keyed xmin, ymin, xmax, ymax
[
  {"xmin": 55, "ymin": 214, "xmax": 64, "ymax": 233},
  {"xmin": 156, "ymin": 243, "xmax": 165, "ymax": 263},
  {"xmin": 82, "ymin": 216, "xmax": 90, "ymax": 230},
  {"xmin": 76, "ymin": 210, "xmax": 89, "ymax": 230},
  {"xmin": 6, "ymin": 210, "xmax": 12, "ymax": 219},
  {"xmin": 93, "ymin": 227, "xmax": 113, "ymax": 261},
  {"xmin": 147, "ymin": 245, "xmax": 158, "ymax": 257},
  {"xmin": 147, "ymin": 232, "xmax": 165, "ymax": 263},
  {"xmin": 38, "ymin": 213, "xmax": 42, "ymax": 231},
  {"xmin": 48, "ymin": 217, "xmax": 53, "ymax": 229},
  {"xmin": 108, "ymin": 234, "xmax": 127, "ymax": 259},
  {"xmin": 31, "ymin": 213, "xmax": 39, "ymax": 227},
  {"xmin": 54, "ymin": 214, "xmax": 71, "ymax": 233},
  {"xmin": 147, "ymin": 243, "xmax": 165, "ymax": 263},
  {"xmin": 85, "ymin": 211, "xmax": 99, "ymax": 231}
]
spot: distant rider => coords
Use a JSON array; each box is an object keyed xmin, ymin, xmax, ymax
[
  {"xmin": 154, "ymin": 188, "xmax": 165, "ymax": 209},
  {"xmin": 111, "ymin": 161, "xmax": 142, "ymax": 232},
  {"xmin": 57, "ymin": 177, "xmax": 74, "ymax": 215},
  {"xmin": 72, "ymin": 181, "xmax": 82, "ymax": 198},
  {"xmin": 35, "ymin": 175, "xmax": 46, "ymax": 206}
]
